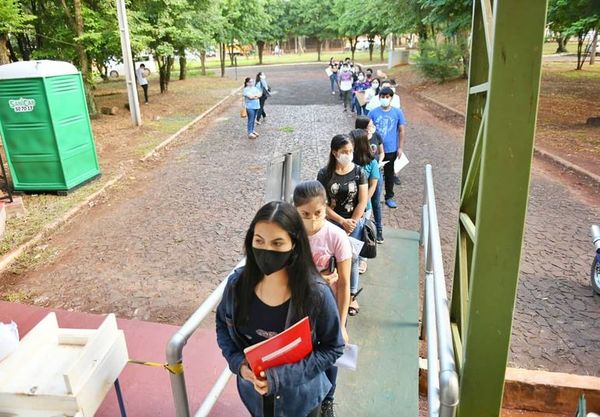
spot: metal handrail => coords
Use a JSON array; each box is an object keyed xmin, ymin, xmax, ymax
[
  {"xmin": 166, "ymin": 259, "xmax": 245, "ymax": 417},
  {"xmin": 421, "ymin": 164, "xmax": 459, "ymax": 417}
]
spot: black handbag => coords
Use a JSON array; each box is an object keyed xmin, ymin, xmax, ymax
[{"xmin": 359, "ymin": 218, "xmax": 377, "ymax": 259}]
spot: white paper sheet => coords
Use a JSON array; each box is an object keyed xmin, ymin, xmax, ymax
[
  {"xmin": 347, "ymin": 236, "xmax": 364, "ymax": 257},
  {"xmin": 394, "ymin": 153, "xmax": 409, "ymax": 173},
  {"xmin": 325, "ymin": 67, "xmax": 333, "ymax": 77},
  {"xmin": 335, "ymin": 343, "xmax": 359, "ymax": 370}
]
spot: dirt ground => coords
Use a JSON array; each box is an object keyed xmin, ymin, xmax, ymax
[
  {"xmin": 390, "ymin": 61, "xmax": 600, "ymax": 179},
  {"xmin": 0, "ymin": 73, "xmax": 239, "ymax": 259}
]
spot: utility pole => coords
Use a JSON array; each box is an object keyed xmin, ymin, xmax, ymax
[{"xmin": 116, "ymin": 0, "xmax": 141, "ymax": 126}]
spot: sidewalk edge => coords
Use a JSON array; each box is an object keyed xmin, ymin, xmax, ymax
[{"xmin": 0, "ymin": 86, "xmax": 242, "ymax": 274}]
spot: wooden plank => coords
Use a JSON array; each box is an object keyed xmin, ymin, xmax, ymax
[
  {"xmin": 459, "ymin": 213, "xmax": 477, "ymax": 243},
  {"xmin": 469, "ymin": 82, "xmax": 489, "ymax": 95},
  {"xmin": 63, "ymin": 314, "xmax": 119, "ymax": 395},
  {"xmin": 57, "ymin": 329, "xmax": 94, "ymax": 346},
  {"xmin": 75, "ymin": 330, "xmax": 128, "ymax": 416},
  {"xmin": 480, "ymin": 0, "xmax": 494, "ymax": 64}
]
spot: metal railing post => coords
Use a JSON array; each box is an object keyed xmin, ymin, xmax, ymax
[
  {"xmin": 423, "ymin": 164, "xmax": 459, "ymax": 417},
  {"xmin": 167, "ymin": 260, "xmax": 245, "ymax": 417},
  {"xmin": 283, "ymin": 152, "xmax": 293, "ymax": 203}
]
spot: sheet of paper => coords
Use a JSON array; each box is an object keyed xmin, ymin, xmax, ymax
[
  {"xmin": 335, "ymin": 343, "xmax": 359, "ymax": 371},
  {"xmin": 347, "ymin": 236, "xmax": 364, "ymax": 257},
  {"xmin": 325, "ymin": 67, "xmax": 333, "ymax": 77},
  {"xmin": 378, "ymin": 160, "xmax": 388, "ymax": 169},
  {"xmin": 394, "ymin": 153, "xmax": 409, "ymax": 173}
]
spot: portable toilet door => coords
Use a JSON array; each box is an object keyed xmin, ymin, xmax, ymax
[{"xmin": 0, "ymin": 60, "xmax": 100, "ymax": 192}]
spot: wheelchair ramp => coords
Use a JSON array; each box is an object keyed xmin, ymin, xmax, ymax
[{"xmin": 336, "ymin": 228, "xmax": 420, "ymax": 416}]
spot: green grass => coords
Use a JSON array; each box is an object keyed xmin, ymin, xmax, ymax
[{"xmin": 170, "ymin": 50, "xmax": 390, "ymax": 73}]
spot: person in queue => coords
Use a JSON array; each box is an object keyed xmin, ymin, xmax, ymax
[
  {"xmin": 328, "ymin": 57, "xmax": 339, "ymax": 95},
  {"xmin": 293, "ymin": 181, "xmax": 352, "ymax": 417},
  {"xmin": 368, "ymin": 87, "xmax": 406, "ymax": 209},
  {"xmin": 255, "ymin": 72, "xmax": 271, "ymax": 125},
  {"xmin": 366, "ymin": 79, "xmax": 401, "ymax": 112},
  {"xmin": 349, "ymin": 129, "xmax": 380, "ymax": 275},
  {"xmin": 317, "ymin": 134, "xmax": 368, "ymax": 316},
  {"xmin": 351, "ymin": 71, "xmax": 371, "ymax": 116},
  {"xmin": 356, "ymin": 116, "xmax": 385, "ymax": 243},
  {"xmin": 216, "ymin": 201, "xmax": 344, "ymax": 417},
  {"xmin": 338, "ymin": 63, "xmax": 354, "ymax": 113},
  {"xmin": 243, "ymin": 77, "xmax": 262, "ymax": 139}
]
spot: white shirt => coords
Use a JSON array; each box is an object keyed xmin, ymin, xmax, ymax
[{"xmin": 136, "ymin": 67, "xmax": 148, "ymax": 86}]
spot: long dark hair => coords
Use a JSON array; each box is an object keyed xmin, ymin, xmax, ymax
[
  {"xmin": 293, "ymin": 180, "xmax": 327, "ymax": 207},
  {"xmin": 350, "ymin": 129, "xmax": 373, "ymax": 166},
  {"xmin": 255, "ymin": 72, "xmax": 263, "ymax": 85},
  {"xmin": 243, "ymin": 77, "xmax": 252, "ymax": 87},
  {"xmin": 325, "ymin": 134, "xmax": 353, "ymax": 181},
  {"xmin": 235, "ymin": 201, "xmax": 319, "ymax": 325},
  {"xmin": 355, "ymin": 115, "xmax": 370, "ymax": 130}
]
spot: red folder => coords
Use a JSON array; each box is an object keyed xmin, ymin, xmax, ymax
[{"xmin": 243, "ymin": 316, "xmax": 313, "ymax": 378}]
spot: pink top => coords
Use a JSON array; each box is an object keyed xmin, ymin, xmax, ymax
[{"xmin": 308, "ymin": 221, "xmax": 352, "ymax": 298}]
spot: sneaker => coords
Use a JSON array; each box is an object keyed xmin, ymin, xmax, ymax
[
  {"xmin": 376, "ymin": 232, "xmax": 384, "ymax": 244},
  {"xmin": 394, "ymin": 175, "xmax": 401, "ymax": 185},
  {"xmin": 252, "ymin": 131, "xmax": 260, "ymax": 137},
  {"xmin": 321, "ymin": 399, "xmax": 337, "ymax": 417},
  {"xmin": 332, "ymin": 91, "xmax": 336, "ymax": 95},
  {"xmin": 256, "ymin": 120, "xmax": 262, "ymax": 125},
  {"xmin": 385, "ymin": 199, "xmax": 397, "ymax": 208},
  {"xmin": 248, "ymin": 133, "xmax": 257, "ymax": 139}
]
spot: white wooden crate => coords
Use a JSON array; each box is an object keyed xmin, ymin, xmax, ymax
[{"xmin": 0, "ymin": 313, "xmax": 128, "ymax": 417}]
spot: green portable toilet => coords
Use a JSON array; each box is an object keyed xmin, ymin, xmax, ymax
[{"xmin": 0, "ymin": 60, "xmax": 100, "ymax": 192}]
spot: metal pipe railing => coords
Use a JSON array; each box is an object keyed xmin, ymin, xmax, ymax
[
  {"xmin": 592, "ymin": 224, "xmax": 600, "ymax": 253},
  {"xmin": 421, "ymin": 164, "xmax": 460, "ymax": 417},
  {"xmin": 167, "ymin": 260, "xmax": 245, "ymax": 417}
]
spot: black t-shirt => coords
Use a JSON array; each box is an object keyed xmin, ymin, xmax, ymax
[
  {"xmin": 370, "ymin": 131, "xmax": 383, "ymax": 159},
  {"xmin": 237, "ymin": 292, "xmax": 290, "ymax": 346},
  {"xmin": 317, "ymin": 164, "xmax": 368, "ymax": 219}
]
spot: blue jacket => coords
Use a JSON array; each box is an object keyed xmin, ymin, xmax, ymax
[{"xmin": 216, "ymin": 267, "xmax": 344, "ymax": 417}]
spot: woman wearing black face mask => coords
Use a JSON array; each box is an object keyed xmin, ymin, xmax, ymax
[{"xmin": 216, "ymin": 201, "xmax": 344, "ymax": 417}]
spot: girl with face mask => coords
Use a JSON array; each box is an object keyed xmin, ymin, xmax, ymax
[
  {"xmin": 352, "ymin": 71, "xmax": 371, "ymax": 116},
  {"xmin": 255, "ymin": 72, "xmax": 271, "ymax": 125},
  {"xmin": 243, "ymin": 77, "xmax": 262, "ymax": 139},
  {"xmin": 317, "ymin": 134, "xmax": 368, "ymax": 317},
  {"xmin": 293, "ymin": 181, "xmax": 352, "ymax": 417},
  {"xmin": 216, "ymin": 201, "xmax": 344, "ymax": 417}
]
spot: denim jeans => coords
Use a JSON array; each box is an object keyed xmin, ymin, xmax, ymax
[
  {"xmin": 352, "ymin": 95, "xmax": 363, "ymax": 115},
  {"xmin": 246, "ymin": 108, "xmax": 257, "ymax": 134},
  {"xmin": 348, "ymin": 217, "xmax": 365, "ymax": 294},
  {"xmin": 371, "ymin": 174, "xmax": 383, "ymax": 234},
  {"xmin": 341, "ymin": 90, "xmax": 352, "ymax": 110},
  {"xmin": 329, "ymin": 74, "xmax": 337, "ymax": 93},
  {"xmin": 256, "ymin": 96, "xmax": 267, "ymax": 121}
]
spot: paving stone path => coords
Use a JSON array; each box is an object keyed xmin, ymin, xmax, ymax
[{"xmin": 4, "ymin": 64, "xmax": 599, "ymax": 376}]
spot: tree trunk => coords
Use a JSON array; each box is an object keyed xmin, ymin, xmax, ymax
[
  {"xmin": 228, "ymin": 41, "xmax": 235, "ymax": 66},
  {"xmin": 72, "ymin": 0, "xmax": 97, "ymax": 116},
  {"xmin": 590, "ymin": 30, "xmax": 598, "ymax": 65},
  {"xmin": 577, "ymin": 35, "xmax": 584, "ymax": 70},
  {"xmin": 368, "ymin": 37, "xmax": 374, "ymax": 61},
  {"xmin": 379, "ymin": 35, "xmax": 387, "ymax": 62},
  {"xmin": 317, "ymin": 39, "xmax": 322, "ymax": 61},
  {"xmin": 179, "ymin": 48, "xmax": 186, "ymax": 80},
  {"xmin": 6, "ymin": 37, "xmax": 18, "ymax": 62},
  {"xmin": 349, "ymin": 37, "xmax": 357, "ymax": 61},
  {"xmin": 16, "ymin": 34, "xmax": 31, "ymax": 60},
  {"xmin": 158, "ymin": 55, "xmax": 173, "ymax": 93},
  {"xmin": 257, "ymin": 40, "xmax": 265, "ymax": 64},
  {"xmin": 220, "ymin": 43, "xmax": 225, "ymax": 78},
  {"xmin": 0, "ymin": 33, "xmax": 10, "ymax": 65},
  {"xmin": 200, "ymin": 50, "xmax": 206, "ymax": 75},
  {"xmin": 556, "ymin": 35, "xmax": 568, "ymax": 53}
]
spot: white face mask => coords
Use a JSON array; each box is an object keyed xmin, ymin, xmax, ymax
[
  {"xmin": 380, "ymin": 97, "xmax": 391, "ymax": 108},
  {"xmin": 259, "ymin": 74, "xmax": 265, "ymax": 80},
  {"xmin": 372, "ymin": 83, "xmax": 379, "ymax": 89},
  {"xmin": 336, "ymin": 153, "xmax": 353, "ymax": 166},
  {"xmin": 358, "ymin": 75, "xmax": 364, "ymax": 81}
]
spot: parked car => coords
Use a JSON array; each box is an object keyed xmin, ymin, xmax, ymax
[
  {"xmin": 585, "ymin": 40, "xmax": 600, "ymax": 55},
  {"xmin": 106, "ymin": 55, "xmax": 156, "ymax": 78},
  {"xmin": 356, "ymin": 40, "xmax": 371, "ymax": 51},
  {"xmin": 205, "ymin": 47, "xmax": 217, "ymax": 57}
]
